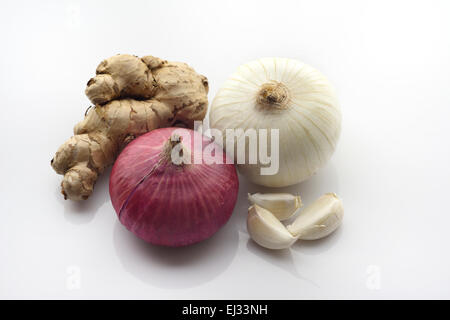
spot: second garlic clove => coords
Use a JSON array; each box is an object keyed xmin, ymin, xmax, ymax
[
  {"xmin": 248, "ymin": 193, "xmax": 302, "ymax": 221},
  {"xmin": 247, "ymin": 205, "xmax": 298, "ymax": 250},
  {"xmin": 287, "ymin": 193, "xmax": 344, "ymax": 240}
]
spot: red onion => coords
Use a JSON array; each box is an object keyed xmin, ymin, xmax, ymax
[{"xmin": 109, "ymin": 127, "xmax": 239, "ymax": 247}]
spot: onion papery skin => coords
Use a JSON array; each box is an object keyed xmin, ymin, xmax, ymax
[{"xmin": 109, "ymin": 127, "xmax": 239, "ymax": 247}]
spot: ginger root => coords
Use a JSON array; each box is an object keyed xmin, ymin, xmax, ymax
[{"xmin": 51, "ymin": 54, "xmax": 208, "ymax": 200}]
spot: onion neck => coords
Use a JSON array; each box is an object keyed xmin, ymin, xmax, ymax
[
  {"xmin": 257, "ymin": 81, "xmax": 290, "ymax": 109},
  {"xmin": 162, "ymin": 134, "xmax": 191, "ymax": 166}
]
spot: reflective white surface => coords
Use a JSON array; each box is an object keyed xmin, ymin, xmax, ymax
[{"xmin": 1, "ymin": 0, "xmax": 450, "ymax": 299}]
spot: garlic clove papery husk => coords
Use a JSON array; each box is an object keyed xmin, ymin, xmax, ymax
[
  {"xmin": 248, "ymin": 193, "xmax": 302, "ymax": 221},
  {"xmin": 247, "ymin": 205, "xmax": 298, "ymax": 250},
  {"xmin": 209, "ymin": 58, "xmax": 341, "ymax": 187},
  {"xmin": 287, "ymin": 193, "xmax": 343, "ymax": 240}
]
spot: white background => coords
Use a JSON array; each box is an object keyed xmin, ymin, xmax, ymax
[{"xmin": 1, "ymin": 0, "xmax": 449, "ymax": 299}]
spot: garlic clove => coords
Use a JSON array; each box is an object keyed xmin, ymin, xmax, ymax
[
  {"xmin": 247, "ymin": 205, "xmax": 298, "ymax": 250},
  {"xmin": 287, "ymin": 193, "xmax": 344, "ymax": 240},
  {"xmin": 248, "ymin": 193, "xmax": 302, "ymax": 221}
]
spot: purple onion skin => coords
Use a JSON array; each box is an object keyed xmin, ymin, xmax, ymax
[{"xmin": 109, "ymin": 127, "xmax": 239, "ymax": 247}]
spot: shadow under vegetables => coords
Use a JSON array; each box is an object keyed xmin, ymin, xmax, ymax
[{"xmin": 113, "ymin": 217, "xmax": 239, "ymax": 289}]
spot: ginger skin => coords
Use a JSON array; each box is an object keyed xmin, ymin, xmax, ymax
[{"xmin": 51, "ymin": 54, "xmax": 208, "ymax": 200}]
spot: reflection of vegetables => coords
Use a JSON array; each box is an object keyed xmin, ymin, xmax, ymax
[
  {"xmin": 248, "ymin": 193, "xmax": 302, "ymax": 221},
  {"xmin": 209, "ymin": 57, "xmax": 341, "ymax": 187},
  {"xmin": 247, "ymin": 193, "xmax": 344, "ymax": 250},
  {"xmin": 109, "ymin": 127, "xmax": 239, "ymax": 247},
  {"xmin": 51, "ymin": 54, "xmax": 209, "ymax": 200}
]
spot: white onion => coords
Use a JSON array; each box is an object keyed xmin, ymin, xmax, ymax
[{"xmin": 209, "ymin": 57, "xmax": 341, "ymax": 187}]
